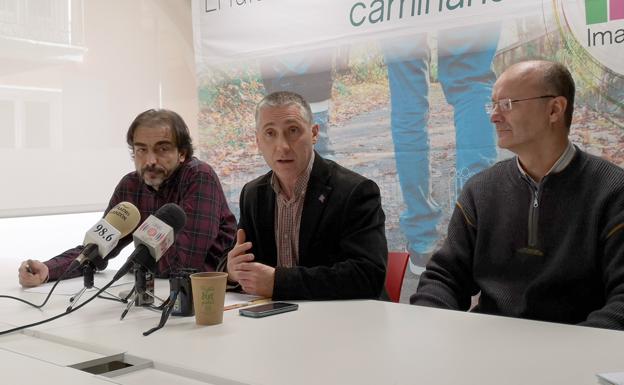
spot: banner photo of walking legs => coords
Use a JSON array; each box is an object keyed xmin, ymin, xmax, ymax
[{"xmin": 191, "ymin": 0, "xmax": 623, "ymax": 292}]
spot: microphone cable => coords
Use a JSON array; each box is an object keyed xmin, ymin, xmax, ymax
[
  {"xmin": 0, "ymin": 263, "xmax": 80, "ymax": 309},
  {"xmin": 0, "ymin": 269, "xmax": 124, "ymax": 336},
  {"xmin": 1, "ymin": 253, "xmax": 129, "ymax": 309}
]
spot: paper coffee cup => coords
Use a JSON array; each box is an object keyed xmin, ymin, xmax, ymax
[{"xmin": 190, "ymin": 272, "xmax": 228, "ymax": 325}]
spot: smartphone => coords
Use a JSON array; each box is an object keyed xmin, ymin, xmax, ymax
[{"xmin": 239, "ymin": 302, "xmax": 298, "ymax": 318}]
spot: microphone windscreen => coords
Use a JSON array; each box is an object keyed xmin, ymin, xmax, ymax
[
  {"xmin": 152, "ymin": 203, "xmax": 186, "ymax": 234},
  {"xmin": 104, "ymin": 202, "xmax": 141, "ymax": 238}
]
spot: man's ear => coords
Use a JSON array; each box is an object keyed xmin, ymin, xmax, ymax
[
  {"xmin": 311, "ymin": 124, "xmax": 319, "ymax": 144},
  {"xmin": 179, "ymin": 150, "xmax": 187, "ymax": 163},
  {"xmin": 550, "ymin": 96, "xmax": 567, "ymax": 124}
]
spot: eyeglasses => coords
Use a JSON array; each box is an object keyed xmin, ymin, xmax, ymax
[{"xmin": 485, "ymin": 95, "xmax": 557, "ymax": 115}]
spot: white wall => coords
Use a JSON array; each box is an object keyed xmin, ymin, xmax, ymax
[
  {"xmin": 0, "ymin": 0, "xmax": 198, "ymax": 217},
  {"xmin": 0, "ymin": 211, "xmax": 129, "ymax": 269}
]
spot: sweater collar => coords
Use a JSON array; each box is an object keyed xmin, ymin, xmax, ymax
[{"xmin": 516, "ymin": 141, "xmax": 576, "ymax": 183}]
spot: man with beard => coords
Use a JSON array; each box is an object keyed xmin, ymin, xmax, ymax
[{"xmin": 18, "ymin": 109, "xmax": 236, "ymax": 286}]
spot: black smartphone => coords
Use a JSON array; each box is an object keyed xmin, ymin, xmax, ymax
[{"xmin": 239, "ymin": 302, "xmax": 298, "ymax": 318}]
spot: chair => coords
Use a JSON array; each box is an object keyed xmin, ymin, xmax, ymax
[{"xmin": 385, "ymin": 251, "xmax": 410, "ymax": 303}]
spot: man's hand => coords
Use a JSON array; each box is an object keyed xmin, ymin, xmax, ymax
[
  {"xmin": 18, "ymin": 260, "xmax": 49, "ymax": 287},
  {"xmin": 226, "ymin": 229, "xmax": 255, "ymax": 283},
  {"xmin": 238, "ymin": 262, "xmax": 275, "ymax": 298}
]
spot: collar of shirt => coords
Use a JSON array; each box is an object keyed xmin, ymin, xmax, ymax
[
  {"xmin": 516, "ymin": 141, "xmax": 576, "ymax": 185},
  {"xmin": 270, "ymin": 152, "xmax": 315, "ymax": 203}
]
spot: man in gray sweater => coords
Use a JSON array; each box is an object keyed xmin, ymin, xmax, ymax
[{"xmin": 412, "ymin": 60, "xmax": 624, "ymax": 330}]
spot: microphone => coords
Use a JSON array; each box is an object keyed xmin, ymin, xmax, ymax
[
  {"xmin": 113, "ymin": 203, "xmax": 187, "ymax": 281},
  {"xmin": 70, "ymin": 202, "xmax": 141, "ymax": 272}
]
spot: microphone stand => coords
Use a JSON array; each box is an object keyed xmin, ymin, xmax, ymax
[
  {"xmin": 120, "ymin": 263, "xmax": 164, "ymax": 320},
  {"xmin": 142, "ymin": 268, "xmax": 196, "ymax": 336},
  {"xmin": 67, "ymin": 262, "xmax": 127, "ymax": 312},
  {"xmin": 142, "ymin": 289, "xmax": 178, "ymax": 336}
]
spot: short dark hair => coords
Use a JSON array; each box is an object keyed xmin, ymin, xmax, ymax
[
  {"xmin": 542, "ymin": 62, "xmax": 575, "ymax": 129},
  {"xmin": 126, "ymin": 109, "xmax": 194, "ymax": 158},
  {"xmin": 255, "ymin": 91, "xmax": 313, "ymax": 127}
]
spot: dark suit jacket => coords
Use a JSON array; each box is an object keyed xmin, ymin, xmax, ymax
[{"xmin": 229, "ymin": 154, "xmax": 387, "ymax": 300}]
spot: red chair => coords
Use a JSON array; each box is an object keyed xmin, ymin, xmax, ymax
[{"xmin": 385, "ymin": 251, "xmax": 410, "ymax": 303}]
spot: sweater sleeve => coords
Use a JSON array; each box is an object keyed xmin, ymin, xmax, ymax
[
  {"xmin": 580, "ymin": 212, "xmax": 624, "ymax": 330},
  {"xmin": 410, "ymin": 195, "xmax": 480, "ymax": 310}
]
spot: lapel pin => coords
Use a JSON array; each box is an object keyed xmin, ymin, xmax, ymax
[{"xmin": 318, "ymin": 194, "xmax": 326, "ymax": 203}]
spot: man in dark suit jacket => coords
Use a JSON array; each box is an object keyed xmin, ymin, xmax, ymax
[{"xmin": 222, "ymin": 91, "xmax": 387, "ymax": 300}]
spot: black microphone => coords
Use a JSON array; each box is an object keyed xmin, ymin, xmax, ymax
[{"xmin": 113, "ymin": 203, "xmax": 186, "ymax": 282}]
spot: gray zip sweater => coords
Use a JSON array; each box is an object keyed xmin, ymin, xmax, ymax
[{"xmin": 412, "ymin": 148, "xmax": 624, "ymax": 330}]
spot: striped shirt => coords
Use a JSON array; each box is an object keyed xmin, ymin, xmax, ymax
[{"xmin": 271, "ymin": 152, "xmax": 315, "ymax": 267}]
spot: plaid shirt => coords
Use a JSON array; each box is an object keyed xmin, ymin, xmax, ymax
[{"xmin": 44, "ymin": 157, "xmax": 236, "ymax": 280}]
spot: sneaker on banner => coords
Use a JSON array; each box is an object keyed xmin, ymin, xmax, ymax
[{"xmin": 407, "ymin": 249, "xmax": 433, "ymax": 276}]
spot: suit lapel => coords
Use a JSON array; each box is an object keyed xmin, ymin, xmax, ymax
[
  {"xmin": 255, "ymin": 177, "xmax": 277, "ymax": 267},
  {"xmin": 299, "ymin": 154, "xmax": 333, "ymax": 265}
]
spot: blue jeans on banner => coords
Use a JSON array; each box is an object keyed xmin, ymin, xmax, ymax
[{"xmin": 384, "ymin": 24, "xmax": 500, "ymax": 271}]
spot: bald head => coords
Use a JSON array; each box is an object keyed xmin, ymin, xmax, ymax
[{"xmin": 499, "ymin": 60, "xmax": 575, "ymax": 128}]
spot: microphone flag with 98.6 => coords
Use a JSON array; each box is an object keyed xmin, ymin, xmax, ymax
[
  {"xmin": 113, "ymin": 203, "xmax": 186, "ymax": 280},
  {"xmin": 71, "ymin": 201, "xmax": 141, "ymax": 271}
]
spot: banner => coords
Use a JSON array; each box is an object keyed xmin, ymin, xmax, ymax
[
  {"xmin": 192, "ymin": 0, "xmax": 545, "ymax": 65},
  {"xmin": 192, "ymin": 0, "xmax": 624, "ymax": 291}
]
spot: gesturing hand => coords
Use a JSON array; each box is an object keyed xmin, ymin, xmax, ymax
[
  {"xmin": 226, "ymin": 229, "xmax": 255, "ymax": 283},
  {"xmin": 238, "ymin": 262, "xmax": 275, "ymax": 298}
]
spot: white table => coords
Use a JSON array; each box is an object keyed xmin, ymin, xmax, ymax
[{"xmin": 0, "ymin": 259, "xmax": 622, "ymax": 384}]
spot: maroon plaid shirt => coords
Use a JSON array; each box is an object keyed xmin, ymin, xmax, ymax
[{"xmin": 44, "ymin": 157, "xmax": 236, "ymax": 280}]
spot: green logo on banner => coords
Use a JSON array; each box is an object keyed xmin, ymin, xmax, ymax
[{"xmin": 585, "ymin": 0, "xmax": 624, "ymax": 25}]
